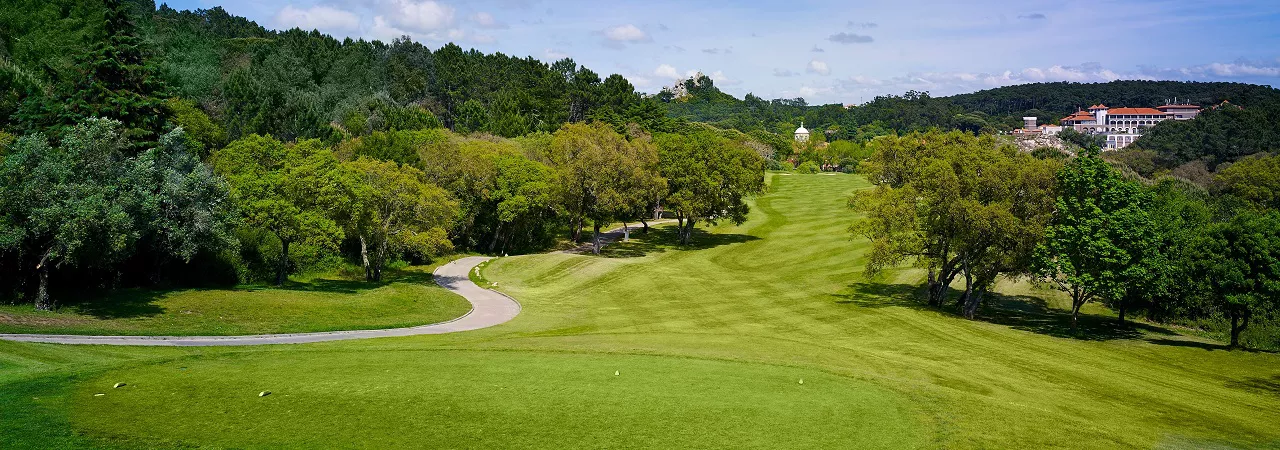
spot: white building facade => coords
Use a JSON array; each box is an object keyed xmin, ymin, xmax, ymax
[{"xmin": 1058, "ymin": 103, "xmax": 1201, "ymax": 150}]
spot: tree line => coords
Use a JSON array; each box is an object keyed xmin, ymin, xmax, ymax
[
  {"xmin": 0, "ymin": 0, "xmax": 765, "ymax": 310},
  {"xmin": 662, "ymin": 75, "xmax": 1280, "ymax": 177},
  {"xmin": 853, "ymin": 131, "xmax": 1280, "ymax": 349},
  {"xmin": 0, "ymin": 120, "xmax": 765, "ymax": 310},
  {"xmin": 2, "ymin": 0, "xmax": 679, "ymax": 148}
]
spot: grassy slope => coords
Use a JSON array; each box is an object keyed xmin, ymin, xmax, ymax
[
  {"xmin": 0, "ymin": 173, "xmax": 1277, "ymax": 449},
  {"xmin": 0, "ymin": 266, "xmax": 471, "ymax": 336}
]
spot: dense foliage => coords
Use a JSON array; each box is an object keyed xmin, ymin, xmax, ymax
[
  {"xmin": 853, "ymin": 131, "xmax": 1058, "ymax": 318},
  {"xmin": 854, "ymin": 136, "xmax": 1280, "ymax": 348}
]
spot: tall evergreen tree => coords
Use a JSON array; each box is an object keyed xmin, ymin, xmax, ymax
[{"xmin": 19, "ymin": 0, "xmax": 168, "ymax": 144}]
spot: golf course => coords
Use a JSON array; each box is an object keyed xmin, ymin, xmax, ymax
[{"xmin": 2, "ymin": 173, "xmax": 1279, "ymax": 449}]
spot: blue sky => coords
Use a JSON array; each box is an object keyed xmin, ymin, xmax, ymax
[{"xmin": 159, "ymin": 0, "xmax": 1280, "ymax": 104}]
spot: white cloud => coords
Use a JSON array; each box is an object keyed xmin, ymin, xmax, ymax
[
  {"xmin": 774, "ymin": 68, "xmax": 798, "ymax": 77},
  {"xmin": 710, "ymin": 70, "xmax": 741, "ymax": 86},
  {"xmin": 654, "ymin": 64, "xmax": 679, "ymax": 79},
  {"xmin": 545, "ymin": 49, "xmax": 570, "ymax": 60},
  {"xmin": 1204, "ymin": 62, "xmax": 1280, "ymax": 77},
  {"xmin": 834, "ymin": 63, "xmax": 1166, "ymax": 100},
  {"xmin": 1046, "ymin": 65, "xmax": 1089, "ymax": 82},
  {"xmin": 807, "ymin": 60, "xmax": 831, "ymax": 76},
  {"xmin": 627, "ymin": 75, "xmax": 655, "ymax": 89},
  {"xmin": 370, "ymin": 16, "xmax": 412, "ymax": 41},
  {"xmin": 604, "ymin": 24, "xmax": 650, "ymax": 42},
  {"xmin": 471, "ymin": 12, "xmax": 508, "ymax": 29},
  {"xmin": 846, "ymin": 75, "xmax": 883, "ymax": 86},
  {"xmin": 275, "ymin": 5, "xmax": 360, "ymax": 33},
  {"xmin": 384, "ymin": 0, "xmax": 455, "ymax": 33}
]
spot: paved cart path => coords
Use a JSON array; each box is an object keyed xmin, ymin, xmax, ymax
[
  {"xmin": 0, "ymin": 222, "xmax": 669, "ymax": 346},
  {"xmin": 0, "ymin": 256, "xmax": 515, "ymax": 346}
]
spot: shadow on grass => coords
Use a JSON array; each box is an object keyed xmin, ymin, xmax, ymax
[
  {"xmin": 1146, "ymin": 338, "xmax": 1279, "ymax": 354},
  {"xmin": 60, "ymin": 270, "xmax": 436, "ymax": 319},
  {"xmin": 600, "ymin": 226, "xmax": 760, "ymax": 258},
  {"xmin": 67, "ymin": 290, "xmax": 167, "ymax": 319},
  {"xmin": 834, "ymin": 281, "xmax": 1183, "ymax": 343},
  {"xmin": 1225, "ymin": 374, "xmax": 1280, "ymax": 396}
]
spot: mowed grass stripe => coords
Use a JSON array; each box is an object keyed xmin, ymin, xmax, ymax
[{"xmin": 0, "ymin": 173, "xmax": 1275, "ymax": 449}]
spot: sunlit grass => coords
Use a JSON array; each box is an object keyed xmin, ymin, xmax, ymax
[
  {"xmin": 0, "ymin": 264, "xmax": 470, "ymax": 336},
  {"xmin": 1, "ymin": 173, "xmax": 1277, "ymax": 449}
]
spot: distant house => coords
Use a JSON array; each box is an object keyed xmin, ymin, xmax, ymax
[
  {"xmin": 1011, "ymin": 117, "xmax": 1061, "ymax": 138},
  {"xmin": 1157, "ymin": 104, "xmax": 1201, "ymax": 120},
  {"xmin": 1055, "ymin": 103, "xmax": 1202, "ymax": 150}
]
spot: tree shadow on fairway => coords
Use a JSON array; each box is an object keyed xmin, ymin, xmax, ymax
[
  {"xmin": 834, "ymin": 282, "xmax": 1175, "ymax": 342},
  {"xmin": 64, "ymin": 289, "xmax": 167, "ymax": 319},
  {"xmin": 1145, "ymin": 338, "xmax": 1279, "ymax": 354},
  {"xmin": 1224, "ymin": 374, "xmax": 1280, "ymax": 396},
  {"xmin": 58, "ymin": 270, "xmax": 436, "ymax": 319},
  {"xmin": 831, "ymin": 282, "xmax": 926, "ymax": 308},
  {"xmin": 260, "ymin": 270, "xmax": 436, "ymax": 294},
  {"xmin": 601, "ymin": 226, "xmax": 760, "ymax": 258},
  {"xmin": 978, "ymin": 293, "xmax": 1157, "ymax": 341}
]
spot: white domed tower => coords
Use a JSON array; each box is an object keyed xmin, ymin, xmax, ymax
[{"xmin": 794, "ymin": 121, "xmax": 810, "ymax": 142}]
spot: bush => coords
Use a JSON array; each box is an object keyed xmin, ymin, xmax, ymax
[
  {"xmin": 1104, "ymin": 148, "xmax": 1160, "ymax": 179},
  {"xmin": 797, "ymin": 161, "xmax": 821, "ymax": 174},
  {"xmin": 1031, "ymin": 146, "xmax": 1069, "ymax": 160}
]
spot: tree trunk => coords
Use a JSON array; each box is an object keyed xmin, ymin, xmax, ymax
[
  {"xmin": 488, "ymin": 223, "xmax": 503, "ymax": 253},
  {"xmin": 592, "ymin": 222, "xmax": 603, "ymax": 255},
  {"xmin": 965, "ymin": 287, "xmax": 986, "ymax": 319},
  {"xmin": 959, "ymin": 259, "xmax": 974, "ymax": 318},
  {"xmin": 931, "ymin": 268, "xmax": 942, "ymax": 308},
  {"xmin": 1229, "ymin": 310, "xmax": 1250, "ymax": 348},
  {"xmin": 623, "ymin": 222, "xmax": 630, "ymax": 242},
  {"xmin": 680, "ymin": 218, "xmax": 697, "ymax": 245},
  {"xmin": 360, "ymin": 236, "xmax": 373, "ymax": 282},
  {"xmin": 276, "ymin": 239, "xmax": 290, "ymax": 286},
  {"xmin": 35, "ymin": 261, "xmax": 52, "ymax": 311},
  {"xmin": 572, "ymin": 216, "xmax": 584, "ymax": 243},
  {"xmin": 369, "ymin": 237, "xmax": 386, "ymax": 282},
  {"xmin": 1070, "ymin": 294, "xmax": 1084, "ymax": 333},
  {"xmin": 1117, "ymin": 302, "xmax": 1127, "ymax": 324},
  {"xmin": 1229, "ymin": 312, "xmax": 1240, "ymax": 347},
  {"xmin": 927, "ymin": 260, "xmax": 958, "ymax": 307},
  {"xmin": 640, "ymin": 218, "xmax": 649, "ymax": 234}
]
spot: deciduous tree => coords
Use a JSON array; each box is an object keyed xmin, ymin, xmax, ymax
[
  {"xmin": 1033, "ymin": 149, "xmax": 1156, "ymax": 330},
  {"xmin": 656, "ymin": 129, "xmax": 764, "ymax": 245},
  {"xmin": 344, "ymin": 158, "xmax": 456, "ymax": 281},
  {"xmin": 211, "ymin": 135, "xmax": 346, "ymax": 285}
]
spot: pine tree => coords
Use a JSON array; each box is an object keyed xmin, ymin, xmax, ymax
[{"xmin": 27, "ymin": 0, "xmax": 169, "ymax": 146}]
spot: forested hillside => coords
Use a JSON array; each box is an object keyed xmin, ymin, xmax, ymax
[
  {"xmin": 665, "ymin": 76, "xmax": 1280, "ymax": 171},
  {"xmin": 1, "ymin": 0, "xmax": 677, "ymax": 144},
  {"xmin": 0, "ymin": 0, "xmax": 761, "ymax": 309}
]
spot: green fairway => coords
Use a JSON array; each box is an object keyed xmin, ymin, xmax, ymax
[
  {"xmin": 68, "ymin": 350, "xmax": 920, "ymax": 448},
  {"xmin": 0, "ymin": 267, "xmax": 471, "ymax": 336},
  {"xmin": 2, "ymin": 173, "xmax": 1279, "ymax": 449}
]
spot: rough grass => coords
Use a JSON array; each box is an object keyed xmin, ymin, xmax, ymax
[
  {"xmin": 0, "ymin": 265, "xmax": 471, "ymax": 336},
  {"xmin": 1, "ymin": 173, "xmax": 1278, "ymax": 449}
]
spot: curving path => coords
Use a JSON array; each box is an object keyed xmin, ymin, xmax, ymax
[{"xmin": 0, "ymin": 256, "xmax": 519, "ymax": 346}]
